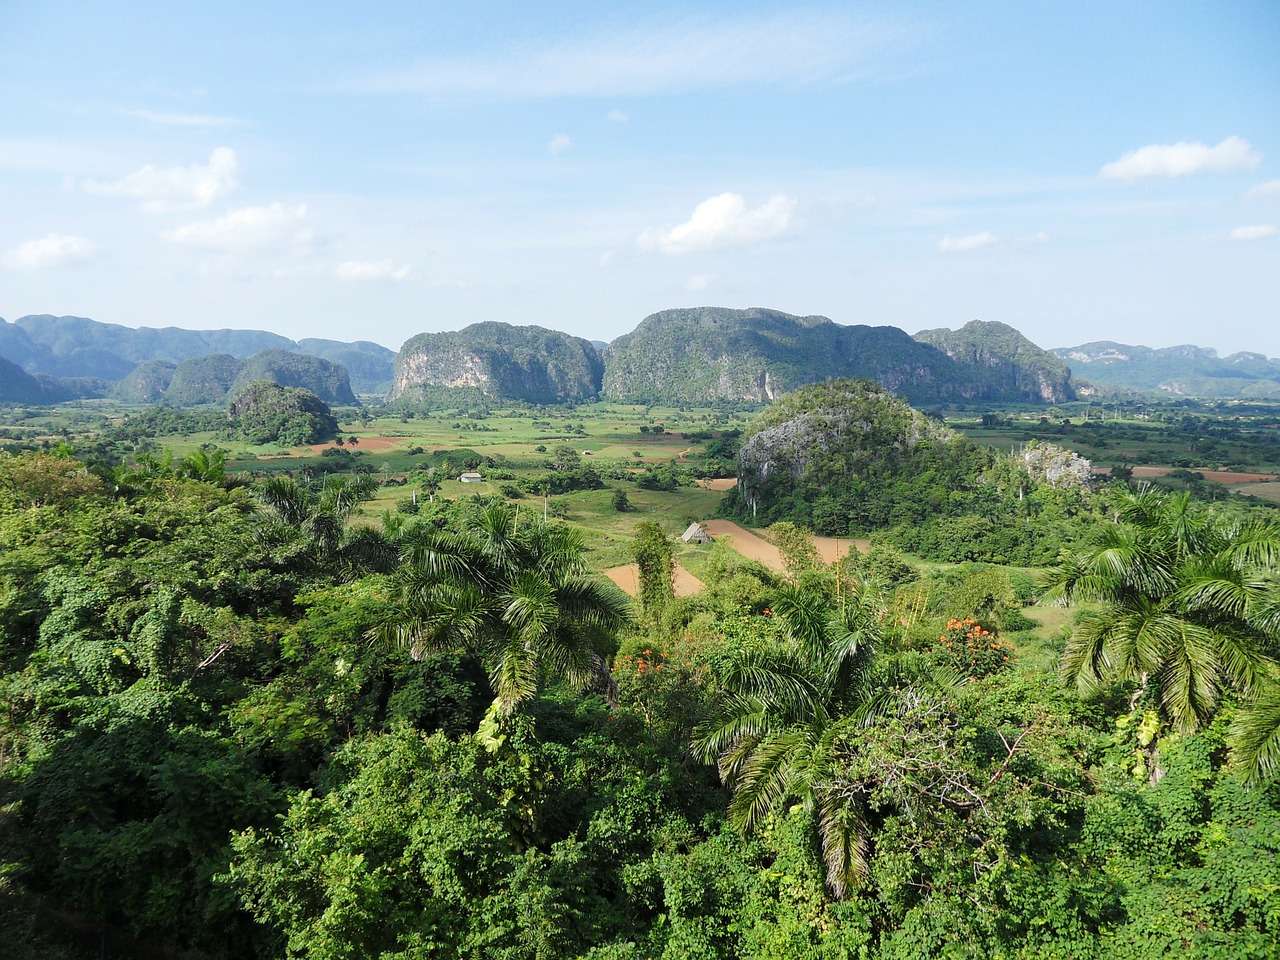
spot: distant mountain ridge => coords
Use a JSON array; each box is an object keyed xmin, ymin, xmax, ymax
[
  {"xmin": 0, "ymin": 314, "xmax": 395, "ymax": 393},
  {"xmin": 6, "ymin": 309, "xmax": 1276, "ymax": 407},
  {"xmin": 602, "ymin": 308, "xmax": 1075, "ymax": 404},
  {"xmin": 1052, "ymin": 341, "xmax": 1280, "ymax": 399}
]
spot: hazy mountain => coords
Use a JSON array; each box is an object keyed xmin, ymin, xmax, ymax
[
  {"xmin": 0, "ymin": 315, "xmax": 386, "ymax": 390},
  {"xmin": 1052, "ymin": 341, "xmax": 1280, "ymax": 398},
  {"xmin": 164, "ymin": 354, "xmax": 245, "ymax": 406},
  {"xmin": 295, "ymin": 339, "xmax": 396, "ymax": 393},
  {"xmin": 602, "ymin": 307, "xmax": 987, "ymax": 404},
  {"xmin": 0, "ymin": 356, "xmax": 62, "ymax": 403},
  {"xmin": 231, "ymin": 350, "xmax": 357, "ymax": 404},
  {"xmin": 391, "ymin": 322, "xmax": 604, "ymax": 403},
  {"xmin": 914, "ymin": 320, "xmax": 1075, "ymax": 403},
  {"xmin": 109, "ymin": 361, "xmax": 177, "ymax": 403},
  {"xmin": 4, "ymin": 314, "xmax": 291, "ymax": 378}
]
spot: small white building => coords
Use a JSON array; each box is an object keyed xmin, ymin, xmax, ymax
[
  {"xmin": 681, "ymin": 522, "xmax": 712, "ymax": 544},
  {"xmin": 459, "ymin": 472, "xmax": 484, "ymax": 483}
]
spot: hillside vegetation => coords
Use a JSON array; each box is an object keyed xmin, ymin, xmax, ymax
[
  {"xmin": 226, "ymin": 380, "xmax": 339, "ymax": 444},
  {"xmin": 727, "ymin": 379, "xmax": 1095, "ymax": 564}
]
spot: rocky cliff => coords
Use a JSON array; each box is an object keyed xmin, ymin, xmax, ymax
[{"xmin": 390, "ymin": 322, "xmax": 603, "ymax": 403}]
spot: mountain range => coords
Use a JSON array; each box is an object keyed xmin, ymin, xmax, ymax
[
  {"xmin": 0, "ymin": 315, "xmax": 395, "ymax": 393},
  {"xmin": 1051, "ymin": 341, "xmax": 1280, "ymax": 399},
  {"xmin": 2, "ymin": 310, "xmax": 1275, "ymax": 407}
]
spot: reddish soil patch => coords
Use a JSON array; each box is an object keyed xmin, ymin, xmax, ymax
[
  {"xmin": 697, "ymin": 478, "xmax": 739, "ymax": 491},
  {"xmin": 1094, "ymin": 465, "xmax": 1277, "ymax": 485},
  {"xmin": 604, "ymin": 563, "xmax": 704, "ymax": 597},
  {"xmin": 814, "ymin": 535, "xmax": 871, "ymax": 562},
  {"xmin": 307, "ymin": 436, "xmax": 402, "ymax": 454}
]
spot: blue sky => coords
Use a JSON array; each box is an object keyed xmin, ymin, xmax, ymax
[{"xmin": 2, "ymin": 1, "xmax": 1277, "ymax": 353}]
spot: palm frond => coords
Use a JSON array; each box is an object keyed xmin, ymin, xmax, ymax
[
  {"xmin": 1228, "ymin": 683, "xmax": 1280, "ymax": 784},
  {"xmin": 727, "ymin": 727, "xmax": 809, "ymax": 832},
  {"xmin": 816, "ymin": 789, "xmax": 870, "ymax": 899}
]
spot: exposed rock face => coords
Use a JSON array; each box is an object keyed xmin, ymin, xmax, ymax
[
  {"xmin": 602, "ymin": 307, "xmax": 972, "ymax": 404},
  {"xmin": 913, "ymin": 320, "xmax": 1075, "ymax": 403},
  {"xmin": 390, "ymin": 322, "xmax": 603, "ymax": 403},
  {"xmin": 1018, "ymin": 441, "xmax": 1092, "ymax": 489},
  {"xmin": 736, "ymin": 379, "xmax": 956, "ymax": 513}
]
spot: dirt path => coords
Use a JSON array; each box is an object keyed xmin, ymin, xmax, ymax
[
  {"xmin": 1093, "ymin": 465, "xmax": 1277, "ymax": 485},
  {"xmin": 701, "ymin": 519, "xmax": 867, "ymax": 572},
  {"xmin": 697, "ymin": 478, "xmax": 738, "ymax": 491},
  {"xmin": 604, "ymin": 563, "xmax": 705, "ymax": 597}
]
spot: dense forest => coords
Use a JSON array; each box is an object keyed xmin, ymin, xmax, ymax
[{"xmin": 1, "ymin": 399, "xmax": 1278, "ymax": 957}]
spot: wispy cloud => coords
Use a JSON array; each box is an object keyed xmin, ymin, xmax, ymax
[
  {"xmin": 606, "ymin": 109, "xmax": 629, "ymax": 124},
  {"xmin": 335, "ymin": 259, "xmax": 411, "ymax": 281},
  {"xmin": 1100, "ymin": 136, "xmax": 1260, "ymax": 180},
  {"xmin": 83, "ymin": 147, "xmax": 238, "ymax": 211},
  {"xmin": 548, "ymin": 133, "xmax": 572, "ymax": 156},
  {"xmin": 939, "ymin": 231, "xmax": 996, "ymax": 253},
  {"xmin": 163, "ymin": 202, "xmax": 312, "ymax": 252},
  {"xmin": 347, "ymin": 12, "xmax": 913, "ymax": 100},
  {"xmin": 1230, "ymin": 224, "xmax": 1277, "ymax": 241},
  {"xmin": 4, "ymin": 233, "xmax": 96, "ymax": 270},
  {"xmin": 639, "ymin": 193, "xmax": 796, "ymax": 255},
  {"xmin": 1248, "ymin": 179, "xmax": 1280, "ymax": 198},
  {"xmin": 122, "ymin": 108, "xmax": 239, "ymax": 128},
  {"xmin": 685, "ymin": 273, "xmax": 715, "ymax": 291}
]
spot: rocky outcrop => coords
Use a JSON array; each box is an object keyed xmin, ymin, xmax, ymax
[
  {"xmin": 914, "ymin": 320, "xmax": 1075, "ymax": 403},
  {"xmin": 390, "ymin": 322, "xmax": 603, "ymax": 403}
]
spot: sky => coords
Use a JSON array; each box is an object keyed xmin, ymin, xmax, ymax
[{"xmin": 2, "ymin": 1, "xmax": 1278, "ymax": 354}]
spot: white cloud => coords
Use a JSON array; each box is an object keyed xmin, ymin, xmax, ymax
[
  {"xmin": 639, "ymin": 193, "xmax": 796, "ymax": 255},
  {"xmin": 123, "ymin": 108, "xmax": 238, "ymax": 128},
  {"xmin": 1248, "ymin": 179, "xmax": 1280, "ymax": 198},
  {"xmin": 1230, "ymin": 224, "xmax": 1277, "ymax": 241},
  {"xmin": 607, "ymin": 109, "xmax": 629, "ymax": 124},
  {"xmin": 1099, "ymin": 136, "xmax": 1260, "ymax": 181},
  {"xmin": 685, "ymin": 273, "xmax": 715, "ymax": 291},
  {"xmin": 548, "ymin": 133, "xmax": 572, "ymax": 155},
  {"xmin": 598, "ymin": 251, "xmax": 615, "ymax": 267},
  {"xmin": 163, "ymin": 202, "xmax": 312, "ymax": 252},
  {"xmin": 4, "ymin": 233, "xmax": 95, "ymax": 270},
  {"xmin": 335, "ymin": 259, "xmax": 411, "ymax": 281},
  {"xmin": 349, "ymin": 12, "xmax": 910, "ymax": 99},
  {"xmin": 83, "ymin": 146, "xmax": 238, "ymax": 211},
  {"xmin": 939, "ymin": 231, "xmax": 996, "ymax": 253},
  {"xmin": 1031, "ymin": 231, "xmax": 1050, "ymax": 243}
]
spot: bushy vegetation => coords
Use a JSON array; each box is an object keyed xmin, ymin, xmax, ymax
[
  {"xmin": 227, "ymin": 381, "xmax": 339, "ymax": 445},
  {"xmin": 1, "ymin": 401, "xmax": 1278, "ymax": 958}
]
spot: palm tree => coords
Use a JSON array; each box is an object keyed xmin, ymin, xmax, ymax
[
  {"xmin": 693, "ymin": 581, "xmax": 897, "ymax": 898},
  {"xmin": 1044, "ymin": 486, "xmax": 1280, "ymax": 775},
  {"xmin": 178, "ymin": 447, "xmax": 227, "ymax": 484},
  {"xmin": 369, "ymin": 502, "xmax": 629, "ymax": 718},
  {"xmin": 256, "ymin": 473, "xmax": 395, "ymax": 577}
]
